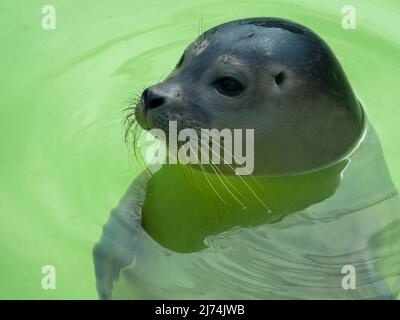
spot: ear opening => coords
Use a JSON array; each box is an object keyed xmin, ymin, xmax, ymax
[{"xmin": 274, "ymin": 71, "xmax": 285, "ymax": 86}]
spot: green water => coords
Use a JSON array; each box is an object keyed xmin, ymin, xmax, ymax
[{"xmin": 0, "ymin": 0, "xmax": 399, "ymax": 299}]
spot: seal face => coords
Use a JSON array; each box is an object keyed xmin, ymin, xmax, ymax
[{"xmin": 135, "ymin": 17, "xmax": 364, "ymax": 175}]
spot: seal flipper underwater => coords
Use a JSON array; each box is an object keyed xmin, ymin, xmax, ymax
[
  {"xmin": 93, "ymin": 18, "xmax": 400, "ymax": 299},
  {"xmin": 93, "ymin": 171, "xmax": 150, "ymax": 299}
]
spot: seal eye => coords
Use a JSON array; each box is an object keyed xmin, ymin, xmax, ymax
[{"xmin": 213, "ymin": 76, "xmax": 244, "ymax": 97}]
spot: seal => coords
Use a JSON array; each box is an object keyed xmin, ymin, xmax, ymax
[{"xmin": 93, "ymin": 18, "xmax": 400, "ymax": 300}]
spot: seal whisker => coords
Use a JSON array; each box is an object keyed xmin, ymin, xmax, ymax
[
  {"xmin": 205, "ymin": 131, "xmax": 271, "ymax": 211},
  {"xmin": 186, "ymin": 145, "xmax": 205, "ymax": 194},
  {"xmin": 177, "ymin": 145, "xmax": 203, "ymax": 193},
  {"xmin": 206, "ymin": 131, "xmax": 267, "ymax": 191},
  {"xmin": 123, "ymin": 93, "xmax": 150, "ymax": 173},
  {"xmin": 193, "ymin": 141, "xmax": 248, "ymax": 209},
  {"xmin": 190, "ymin": 139, "xmax": 247, "ymax": 209},
  {"xmin": 208, "ymin": 162, "xmax": 248, "ymax": 209},
  {"xmin": 202, "ymin": 132, "xmax": 270, "ymax": 210},
  {"xmin": 198, "ymin": 17, "xmax": 204, "ymax": 39},
  {"xmin": 199, "ymin": 161, "xmax": 228, "ymax": 205},
  {"xmin": 196, "ymin": 134, "xmax": 249, "ymax": 209},
  {"xmin": 194, "ymin": 141, "xmax": 229, "ymax": 205}
]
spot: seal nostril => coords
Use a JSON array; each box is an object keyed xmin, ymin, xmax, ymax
[
  {"xmin": 142, "ymin": 88, "xmax": 166, "ymax": 109},
  {"xmin": 274, "ymin": 71, "xmax": 285, "ymax": 86},
  {"xmin": 149, "ymin": 97, "xmax": 165, "ymax": 109}
]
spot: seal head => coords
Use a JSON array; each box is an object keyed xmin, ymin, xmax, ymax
[{"xmin": 135, "ymin": 17, "xmax": 364, "ymax": 175}]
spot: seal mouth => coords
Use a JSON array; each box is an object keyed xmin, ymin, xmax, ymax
[{"xmin": 135, "ymin": 100, "xmax": 194, "ymax": 134}]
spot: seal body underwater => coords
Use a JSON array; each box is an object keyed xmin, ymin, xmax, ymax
[{"xmin": 93, "ymin": 18, "xmax": 400, "ymax": 299}]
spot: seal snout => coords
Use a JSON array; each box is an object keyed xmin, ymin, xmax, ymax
[
  {"xmin": 136, "ymin": 83, "xmax": 186, "ymax": 131},
  {"xmin": 136, "ymin": 86, "xmax": 169, "ymax": 129},
  {"xmin": 142, "ymin": 87, "xmax": 166, "ymax": 110}
]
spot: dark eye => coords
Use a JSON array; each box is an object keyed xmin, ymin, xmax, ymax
[
  {"xmin": 213, "ymin": 76, "xmax": 244, "ymax": 97},
  {"xmin": 274, "ymin": 71, "xmax": 285, "ymax": 86},
  {"xmin": 175, "ymin": 53, "xmax": 185, "ymax": 69}
]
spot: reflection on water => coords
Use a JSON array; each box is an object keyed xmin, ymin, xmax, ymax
[{"xmin": 1, "ymin": 0, "xmax": 399, "ymax": 299}]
